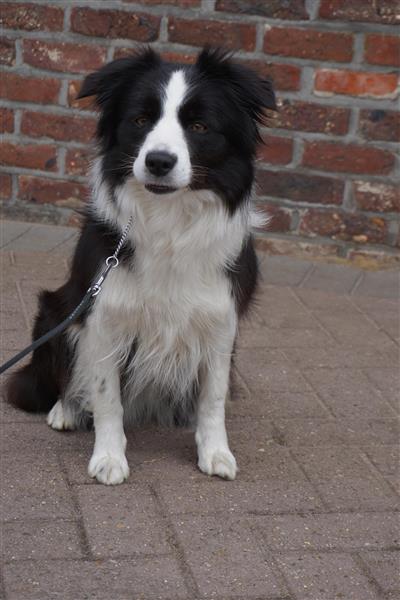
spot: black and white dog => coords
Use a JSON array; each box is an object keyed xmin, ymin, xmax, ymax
[{"xmin": 7, "ymin": 48, "xmax": 276, "ymax": 485}]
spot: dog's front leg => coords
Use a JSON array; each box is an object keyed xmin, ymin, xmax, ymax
[
  {"xmin": 196, "ymin": 307, "xmax": 237, "ymax": 480},
  {"xmin": 79, "ymin": 318, "xmax": 129, "ymax": 485}
]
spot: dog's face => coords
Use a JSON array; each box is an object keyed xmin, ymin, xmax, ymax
[{"xmin": 78, "ymin": 48, "xmax": 276, "ymax": 211}]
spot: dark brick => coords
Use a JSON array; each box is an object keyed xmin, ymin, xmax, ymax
[
  {"xmin": 0, "ymin": 2, "xmax": 64, "ymax": 31},
  {"xmin": 302, "ymin": 141, "xmax": 395, "ymax": 175},
  {"xmin": 124, "ymin": 0, "xmax": 200, "ymax": 4},
  {"xmin": 0, "ymin": 36, "xmax": 15, "ymax": 65},
  {"xmin": 257, "ymin": 134, "xmax": 293, "ymax": 165},
  {"xmin": 168, "ymin": 17, "xmax": 256, "ymax": 51},
  {"xmin": 264, "ymin": 27, "xmax": 353, "ymax": 62},
  {"xmin": 257, "ymin": 169, "xmax": 344, "ymax": 205},
  {"xmin": 256, "ymin": 203, "xmax": 292, "ymax": 232},
  {"xmin": 23, "ymin": 39, "xmax": 106, "ymax": 74},
  {"xmin": 0, "ymin": 173, "xmax": 12, "ymax": 199},
  {"xmin": 216, "ymin": 0, "xmax": 308, "ymax": 18},
  {"xmin": 366, "ymin": 33, "xmax": 400, "ymax": 67},
  {"xmin": 71, "ymin": 8, "xmax": 160, "ymax": 41},
  {"xmin": 0, "ymin": 142, "xmax": 57, "ymax": 171},
  {"xmin": 277, "ymin": 99, "xmax": 350, "ymax": 134},
  {"xmin": 65, "ymin": 147, "xmax": 92, "ymax": 177},
  {"xmin": 353, "ymin": 181, "xmax": 399, "ymax": 213},
  {"xmin": 359, "ymin": 109, "xmax": 400, "ymax": 142},
  {"xmin": 0, "ymin": 72, "xmax": 61, "ymax": 104},
  {"xmin": 21, "ymin": 111, "xmax": 96, "ymax": 143},
  {"xmin": 319, "ymin": 0, "xmax": 399, "ymax": 24},
  {"xmin": 18, "ymin": 175, "xmax": 87, "ymax": 207},
  {"xmin": 300, "ymin": 209, "xmax": 387, "ymax": 244},
  {"xmin": 0, "ymin": 106, "xmax": 13, "ymax": 133},
  {"xmin": 241, "ymin": 58, "xmax": 301, "ymax": 90}
]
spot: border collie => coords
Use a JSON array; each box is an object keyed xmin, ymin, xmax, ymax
[{"xmin": 7, "ymin": 48, "xmax": 276, "ymax": 485}]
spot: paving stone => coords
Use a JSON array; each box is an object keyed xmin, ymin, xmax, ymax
[
  {"xmin": 2, "ymin": 520, "xmax": 83, "ymax": 561},
  {"xmin": 283, "ymin": 346, "xmax": 398, "ymax": 369},
  {"xmin": 301, "ymin": 262, "xmax": 362, "ymax": 294},
  {"xmin": 238, "ymin": 323, "xmax": 334, "ymax": 349},
  {"xmin": 295, "ymin": 447, "xmax": 398, "ymax": 510},
  {"xmin": 1, "ymin": 222, "xmax": 33, "ymax": 249},
  {"xmin": 353, "ymin": 269, "xmax": 399, "ymax": 299},
  {"xmin": 259, "ymin": 255, "xmax": 313, "ymax": 287},
  {"xmin": 294, "ymin": 288, "xmax": 360, "ymax": 313},
  {"xmin": 360, "ymin": 551, "xmax": 400, "ymax": 596},
  {"xmin": 254, "ymin": 512, "xmax": 399, "ymax": 551},
  {"xmin": 314, "ymin": 312, "xmax": 394, "ymax": 349},
  {"xmin": 1, "ymin": 421, "xmax": 92, "ymax": 455},
  {"xmin": 231, "ymin": 388, "xmax": 330, "ymax": 419},
  {"xmin": 364, "ymin": 368, "xmax": 400, "ymax": 408},
  {"xmin": 173, "ymin": 515, "xmax": 286, "ymax": 597},
  {"xmin": 4, "ymin": 223, "xmax": 76, "ymax": 253},
  {"xmin": 275, "ymin": 552, "xmax": 378, "ymax": 600},
  {"xmin": 303, "ymin": 367, "xmax": 396, "ymax": 418},
  {"xmin": 1, "ymin": 454, "xmax": 75, "ymax": 521},
  {"xmin": 3, "ymin": 557, "xmax": 189, "ymax": 599}
]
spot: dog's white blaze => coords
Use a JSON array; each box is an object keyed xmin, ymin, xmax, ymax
[{"xmin": 133, "ymin": 70, "xmax": 191, "ymax": 188}]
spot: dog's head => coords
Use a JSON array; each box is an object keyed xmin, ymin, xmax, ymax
[{"xmin": 78, "ymin": 47, "xmax": 276, "ymax": 210}]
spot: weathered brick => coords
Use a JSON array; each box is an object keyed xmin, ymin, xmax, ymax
[
  {"xmin": 353, "ymin": 181, "xmax": 400, "ymax": 213},
  {"xmin": 264, "ymin": 27, "xmax": 353, "ymax": 62},
  {"xmin": 71, "ymin": 8, "xmax": 160, "ymax": 42},
  {"xmin": 21, "ymin": 111, "xmax": 96, "ymax": 143},
  {"xmin": 0, "ymin": 142, "xmax": 57, "ymax": 171},
  {"xmin": 365, "ymin": 34, "xmax": 400, "ymax": 67},
  {"xmin": 0, "ymin": 2, "xmax": 63, "ymax": 31},
  {"xmin": 23, "ymin": 40, "xmax": 106, "ymax": 74},
  {"xmin": 359, "ymin": 109, "xmax": 400, "ymax": 142},
  {"xmin": 256, "ymin": 203, "xmax": 292, "ymax": 232},
  {"xmin": 241, "ymin": 59, "xmax": 301, "ymax": 91},
  {"xmin": 300, "ymin": 209, "xmax": 387, "ymax": 244},
  {"xmin": 168, "ymin": 17, "xmax": 256, "ymax": 51},
  {"xmin": 0, "ymin": 36, "xmax": 15, "ymax": 65},
  {"xmin": 0, "ymin": 72, "xmax": 60, "ymax": 104},
  {"xmin": 315, "ymin": 68, "xmax": 398, "ymax": 98},
  {"xmin": 216, "ymin": 0, "xmax": 308, "ymax": 19},
  {"xmin": 124, "ymin": 0, "xmax": 200, "ymax": 4},
  {"xmin": 67, "ymin": 79, "xmax": 93, "ymax": 110},
  {"xmin": 0, "ymin": 173, "xmax": 12, "ymax": 199},
  {"xmin": 161, "ymin": 50, "xmax": 197, "ymax": 64},
  {"xmin": 65, "ymin": 148, "xmax": 92, "ymax": 177},
  {"xmin": 257, "ymin": 170, "xmax": 344, "ymax": 205},
  {"xmin": 0, "ymin": 107, "xmax": 13, "ymax": 133},
  {"xmin": 319, "ymin": 0, "xmax": 399, "ymax": 25},
  {"xmin": 258, "ymin": 134, "xmax": 293, "ymax": 165},
  {"xmin": 18, "ymin": 175, "xmax": 87, "ymax": 207},
  {"xmin": 277, "ymin": 99, "xmax": 350, "ymax": 134},
  {"xmin": 302, "ymin": 141, "xmax": 395, "ymax": 175}
]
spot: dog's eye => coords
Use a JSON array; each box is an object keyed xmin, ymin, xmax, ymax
[
  {"xmin": 188, "ymin": 122, "xmax": 208, "ymax": 133},
  {"xmin": 134, "ymin": 115, "xmax": 149, "ymax": 127}
]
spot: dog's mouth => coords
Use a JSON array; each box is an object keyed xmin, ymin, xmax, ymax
[{"xmin": 145, "ymin": 184, "xmax": 178, "ymax": 195}]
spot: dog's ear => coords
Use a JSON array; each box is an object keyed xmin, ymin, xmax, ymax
[
  {"xmin": 195, "ymin": 47, "xmax": 276, "ymax": 125},
  {"xmin": 77, "ymin": 47, "xmax": 161, "ymax": 107}
]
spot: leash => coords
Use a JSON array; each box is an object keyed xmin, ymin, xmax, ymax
[{"xmin": 0, "ymin": 217, "xmax": 133, "ymax": 376}]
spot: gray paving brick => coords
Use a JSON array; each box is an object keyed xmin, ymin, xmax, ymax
[
  {"xmin": 353, "ymin": 269, "xmax": 399, "ymax": 299},
  {"xmin": 231, "ymin": 388, "xmax": 330, "ymax": 419},
  {"xmin": 238, "ymin": 323, "xmax": 334, "ymax": 349},
  {"xmin": 275, "ymin": 552, "xmax": 378, "ymax": 600},
  {"xmin": 2, "ymin": 520, "xmax": 83, "ymax": 561},
  {"xmin": 76, "ymin": 484, "xmax": 172, "ymax": 558},
  {"xmin": 4, "ymin": 223, "xmax": 76, "ymax": 253},
  {"xmin": 259, "ymin": 255, "xmax": 313, "ymax": 287},
  {"xmin": 303, "ymin": 367, "xmax": 396, "ymax": 418},
  {"xmin": 295, "ymin": 447, "xmax": 398, "ymax": 510},
  {"xmin": 254, "ymin": 512, "xmax": 399, "ymax": 551},
  {"xmin": 360, "ymin": 551, "xmax": 400, "ymax": 596},
  {"xmin": 314, "ymin": 312, "xmax": 395, "ymax": 349},
  {"xmin": 301, "ymin": 262, "xmax": 362, "ymax": 294},
  {"xmin": 3, "ymin": 557, "xmax": 189, "ymax": 599},
  {"xmin": 365, "ymin": 368, "xmax": 400, "ymax": 408},
  {"xmin": 1, "ymin": 421, "xmax": 92, "ymax": 455},
  {"xmin": 173, "ymin": 515, "xmax": 287, "ymax": 597},
  {"xmin": 283, "ymin": 346, "xmax": 399, "ymax": 369},
  {"xmin": 1, "ymin": 222, "xmax": 33, "ymax": 249},
  {"xmin": 294, "ymin": 288, "xmax": 360, "ymax": 313}
]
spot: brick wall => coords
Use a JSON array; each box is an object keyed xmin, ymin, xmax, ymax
[{"xmin": 1, "ymin": 0, "xmax": 399, "ymax": 263}]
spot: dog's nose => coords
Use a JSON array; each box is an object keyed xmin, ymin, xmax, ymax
[{"xmin": 145, "ymin": 151, "xmax": 177, "ymax": 177}]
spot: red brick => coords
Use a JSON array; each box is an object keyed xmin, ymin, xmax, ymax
[
  {"xmin": 216, "ymin": 0, "xmax": 308, "ymax": 19},
  {"xmin": 65, "ymin": 148, "xmax": 92, "ymax": 177},
  {"xmin": 277, "ymin": 100, "xmax": 349, "ymax": 134},
  {"xmin": 302, "ymin": 141, "xmax": 395, "ymax": 175},
  {"xmin": 124, "ymin": 0, "xmax": 200, "ymax": 4},
  {"xmin": 23, "ymin": 40, "xmax": 106, "ymax": 74},
  {"xmin": 300, "ymin": 209, "xmax": 387, "ymax": 244},
  {"xmin": 240, "ymin": 59, "xmax": 301, "ymax": 91},
  {"xmin": 0, "ymin": 107, "xmax": 14, "ymax": 133},
  {"xmin": 67, "ymin": 79, "xmax": 93, "ymax": 110},
  {"xmin": 0, "ymin": 173, "xmax": 12, "ymax": 199},
  {"xmin": 256, "ymin": 203, "xmax": 292, "ymax": 232},
  {"xmin": 18, "ymin": 175, "xmax": 87, "ymax": 207},
  {"xmin": 257, "ymin": 135, "xmax": 293, "ymax": 165},
  {"xmin": 0, "ymin": 72, "xmax": 60, "ymax": 104},
  {"xmin": 365, "ymin": 34, "xmax": 400, "ymax": 67},
  {"xmin": 264, "ymin": 27, "xmax": 353, "ymax": 62},
  {"xmin": 359, "ymin": 109, "xmax": 400, "ymax": 142},
  {"xmin": 0, "ymin": 142, "xmax": 57, "ymax": 171},
  {"xmin": 0, "ymin": 2, "xmax": 63, "ymax": 31},
  {"xmin": 315, "ymin": 69, "xmax": 398, "ymax": 98},
  {"xmin": 71, "ymin": 8, "xmax": 160, "ymax": 42},
  {"xmin": 256, "ymin": 170, "xmax": 344, "ymax": 205},
  {"xmin": 168, "ymin": 17, "xmax": 256, "ymax": 51},
  {"xmin": 353, "ymin": 181, "xmax": 400, "ymax": 213},
  {"xmin": 319, "ymin": 0, "xmax": 398, "ymax": 25},
  {"xmin": 0, "ymin": 37, "xmax": 15, "ymax": 65},
  {"xmin": 21, "ymin": 112, "xmax": 96, "ymax": 143}
]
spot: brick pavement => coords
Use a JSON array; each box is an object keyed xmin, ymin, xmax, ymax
[{"xmin": 0, "ymin": 221, "xmax": 399, "ymax": 600}]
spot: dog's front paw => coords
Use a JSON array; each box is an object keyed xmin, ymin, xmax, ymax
[
  {"xmin": 198, "ymin": 447, "xmax": 237, "ymax": 480},
  {"xmin": 88, "ymin": 453, "xmax": 129, "ymax": 485},
  {"xmin": 47, "ymin": 400, "xmax": 75, "ymax": 431}
]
